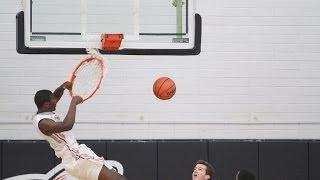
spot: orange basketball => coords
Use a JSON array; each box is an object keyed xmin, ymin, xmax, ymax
[{"xmin": 153, "ymin": 77, "xmax": 176, "ymax": 100}]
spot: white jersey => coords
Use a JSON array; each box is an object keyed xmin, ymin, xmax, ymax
[
  {"xmin": 33, "ymin": 111, "xmax": 113, "ymax": 179},
  {"xmin": 33, "ymin": 112, "xmax": 79, "ymax": 158}
]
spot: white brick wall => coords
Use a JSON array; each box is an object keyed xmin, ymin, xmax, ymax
[{"xmin": 0, "ymin": 0, "xmax": 320, "ymax": 139}]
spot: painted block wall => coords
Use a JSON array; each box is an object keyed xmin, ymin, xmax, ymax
[{"xmin": 0, "ymin": 0, "xmax": 320, "ymax": 139}]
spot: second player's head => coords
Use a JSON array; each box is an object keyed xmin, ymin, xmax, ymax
[{"xmin": 192, "ymin": 160, "xmax": 215, "ymax": 180}]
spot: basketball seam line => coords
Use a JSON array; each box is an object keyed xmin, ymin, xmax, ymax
[
  {"xmin": 156, "ymin": 78, "xmax": 170, "ymax": 96},
  {"xmin": 159, "ymin": 84, "xmax": 176, "ymax": 98}
]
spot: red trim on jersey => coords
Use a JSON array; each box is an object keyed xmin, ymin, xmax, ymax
[{"xmin": 53, "ymin": 133, "xmax": 104, "ymax": 162}]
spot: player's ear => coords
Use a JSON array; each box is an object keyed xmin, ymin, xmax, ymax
[
  {"xmin": 43, "ymin": 101, "xmax": 50, "ymax": 108},
  {"xmin": 205, "ymin": 174, "xmax": 210, "ymax": 180}
]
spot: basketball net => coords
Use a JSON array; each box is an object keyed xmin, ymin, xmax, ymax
[
  {"xmin": 85, "ymin": 48, "xmax": 107, "ymax": 81},
  {"xmin": 86, "ymin": 48, "xmax": 100, "ymax": 55}
]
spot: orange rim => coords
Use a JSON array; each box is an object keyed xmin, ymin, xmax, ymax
[{"xmin": 69, "ymin": 55, "xmax": 105, "ymax": 102}]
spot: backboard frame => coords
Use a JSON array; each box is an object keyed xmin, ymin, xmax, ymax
[{"xmin": 16, "ymin": 0, "xmax": 202, "ymax": 55}]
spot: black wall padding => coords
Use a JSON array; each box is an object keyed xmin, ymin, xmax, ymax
[
  {"xmin": 209, "ymin": 141, "xmax": 259, "ymax": 180},
  {"xmin": 1, "ymin": 140, "xmax": 320, "ymax": 180},
  {"xmin": 2, "ymin": 141, "xmax": 55, "ymax": 179},
  {"xmin": 157, "ymin": 141, "xmax": 208, "ymax": 180},
  {"xmin": 0, "ymin": 141, "xmax": 2, "ymax": 179},
  {"xmin": 259, "ymin": 141, "xmax": 308, "ymax": 180},
  {"xmin": 106, "ymin": 141, "xmax": 157, "ymax": 179},
  {"xmin": 309, "ymin": 142, "xmax": 320, "ymax": 180}
]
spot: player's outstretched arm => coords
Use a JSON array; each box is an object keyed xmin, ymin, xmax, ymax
[
  {"xmin": 53, "ymin": 81, "xmax": 72, "ymax": 102},
  {"xmin": 38, "ymin": 96, "xmax": 83, "ymax": 136}
]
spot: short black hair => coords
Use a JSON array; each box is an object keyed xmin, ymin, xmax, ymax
[
  {"xmin": 237, "ymin": 169, "xmax": 255, "ymax": 180},
  {"xmin": 34, "ymin": 90, "xmax": 52, "ymax": 108},
  {"xmin": 196, "ymin": 160, "xmax": 215, "ymax": 180}
]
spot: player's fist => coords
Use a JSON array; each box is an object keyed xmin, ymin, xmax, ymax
[
  {"xmin": 62, "ymin": 81, "xmax": 72, "ymax": 91},
  {"xmin": 71, "ymin": 96, "xmax": 83, "ymax": 105}
]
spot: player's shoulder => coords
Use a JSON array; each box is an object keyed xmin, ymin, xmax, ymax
[{"xmin": 33, "ymin": 112, "xmax": 57, "ymax": 122}]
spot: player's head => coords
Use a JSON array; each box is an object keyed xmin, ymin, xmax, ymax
[
  {"xmin": 236, "ymin": 169, "xmax": 255, "ymax": 180},
  {"xmin": 34, "ymin": 90, "xmax": 57, "ymax": 111},
  {"xmin": 192, "ymin": 160, "xmax": 215, "ymax": 180}
]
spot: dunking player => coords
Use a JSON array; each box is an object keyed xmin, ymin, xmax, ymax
[{"xmin": 33, "ymin": 81, "xmax": 126, "ymax": 180}]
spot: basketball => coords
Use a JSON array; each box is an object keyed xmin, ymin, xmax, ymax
[{"xmin": 153, "ymin": 77, "xmax": 176, "ymax": 100}]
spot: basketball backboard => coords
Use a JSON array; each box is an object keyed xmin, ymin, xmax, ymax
[{"xmin": 16, "ymin": 0, "xmax": 201, "ymax": 55}]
